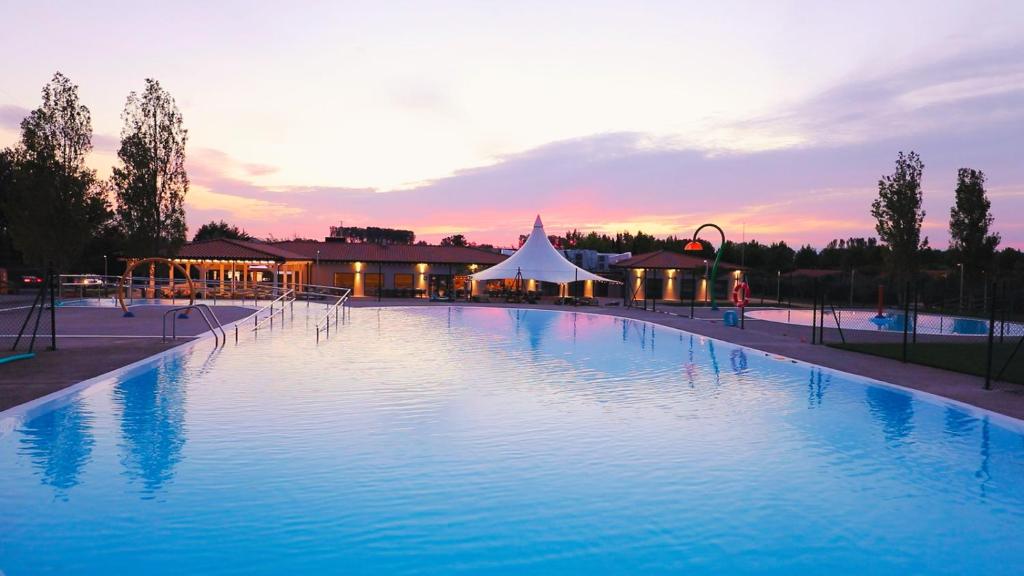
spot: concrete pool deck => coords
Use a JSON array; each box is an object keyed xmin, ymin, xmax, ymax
[
  {"xmin": 0, "ymin": 304, "xmax": 255, "ymax": 411},
  {"xmin": 2, "ymin": 298, "xmax": 1022, "ymax": 420}
]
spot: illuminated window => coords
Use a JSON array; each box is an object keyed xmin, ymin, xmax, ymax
[
  {"xmin": 364, "ymin": 273, "xmax": 383, "ymax": 290},
  {"xmin": 394, "ymin": 273, "xmax": 414, "ymax": 289},
  {"xmin": 333, "ymin": 272, "xmax": 354, "ymax": 288}
]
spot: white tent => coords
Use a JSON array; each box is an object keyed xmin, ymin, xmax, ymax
[{"xmin": 469, "ymin": 215, "xmax": 620, "ymax": 285}]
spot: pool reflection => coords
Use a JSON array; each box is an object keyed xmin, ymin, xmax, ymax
[
  {"xmin": 18, "ymin": 401, "xmax": 95, "ymax": 496},
  {"xmin": 865, "ymin": 386, "xmax": 915, "ymax": 444},
  {"xmin": 113, "ymin": 357, "xmax": 188, "ymax": 496}
]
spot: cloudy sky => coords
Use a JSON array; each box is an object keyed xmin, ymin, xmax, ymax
[{"xmin": 1, "ymin": 1, "xmax": 1022, "ymax": 247}]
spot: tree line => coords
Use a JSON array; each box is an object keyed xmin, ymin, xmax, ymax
[{"xmin": 0, "ymin": 72, "xmax": 188, "ymax": 274}]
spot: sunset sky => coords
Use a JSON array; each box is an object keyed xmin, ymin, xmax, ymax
[{"xmin": 1, "ymin": 1, "xmax": 1022, "ymax": 247}]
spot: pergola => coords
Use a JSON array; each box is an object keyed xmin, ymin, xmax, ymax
[
  {"xmin": 166, "ymin": 238, "xmax": 311, "ymax": 296},
  {"xmin": 613, "ymin": 250, "xmax": 743, "ymax": 309}
]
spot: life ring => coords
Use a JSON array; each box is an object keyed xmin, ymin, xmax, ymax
[{"xmin": 731, "ymin": 281, "xmax": 750, "ymax": 307}]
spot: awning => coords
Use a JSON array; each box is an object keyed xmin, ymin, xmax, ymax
[{"xmin": 469, "ymin": 216, "xmax": 619, "ymax": 284}]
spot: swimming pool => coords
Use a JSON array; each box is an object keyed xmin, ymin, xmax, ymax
[
  {"xmin": 746, "ymin": 307, "xmax": 1024, "ymax": 336},
  {"xmin": 1, "ymin": 306, "xmax": 1022, "ymax": 574}
]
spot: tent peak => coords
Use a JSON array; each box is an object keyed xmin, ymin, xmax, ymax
[{"xmin": 534, "ymin": 214, "xmax": 543, "ymax": 229}]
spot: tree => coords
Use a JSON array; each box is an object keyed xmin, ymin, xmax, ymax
[
  {"xmin": 0, "ymin": 148, "xmax": 18, "ymax": 264},
  {"xmin": 871, "ymin": 151, "xmax": 925, "ymax": 282},
  {"xmin": 440, "ymin": 234, "xmax": 468, "ymax": 247},
  {"xmin": 112, "ymin": 78, "xmax": 188, "ymax": 257},
  {"xmin": 949, "ymin": 168, "xmax": 999, "ymax": 277},
  {"xmin": 1, "ymin": 72, "xmax": 111, "ymax": 270},
  {"xmin": 794, "ymin": 245, "xmax": 818, "ymax": 269},
  {"xmin": 328, "ymin": 225, "xmax": 414, "ymax": 244},
  {"xmin": 193, "ymin": 220, "xmax": 252, "ymax": 242}
]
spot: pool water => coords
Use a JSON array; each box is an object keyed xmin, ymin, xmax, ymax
[{"xmin": 1, "ymin": 307, "xmax": 1022, "ymax": 575}]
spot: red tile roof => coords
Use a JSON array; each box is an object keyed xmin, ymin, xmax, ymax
[
  {"xmin": 174, "ymin": 237, "xmax": 506, "ymax": 265},
  {"xmin": 272, "ymin": 241, "xmax": 507, "ymax": 265},
  {"xmin": 175, "ymin": 238, "xmax": 307, "ymax": 261},
  {"xmin": 613, "ymin": 250, "xmax": 741, "ymax": 270}
]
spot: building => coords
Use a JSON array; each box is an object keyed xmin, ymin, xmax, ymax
[
  {"xmin": 612, "ymin": 250, "xmax": 743, "ymax": 304},
  {"xmin": 559, "ymin": 249, "xmax": 632, "ymax": 272},
  {"xmin": 275, "ymin": 240, "xmax": 505, "ymax": 297},
  {"xmin": 171, "ymin": 237, "xmax": 506, "ymax": 298}
]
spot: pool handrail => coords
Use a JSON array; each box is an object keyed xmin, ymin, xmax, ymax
[
  {"xmin": 251, "ymin": 288, "xmax": 296, "ymax": 332},
  {"xmin": 310, "ymin": 287, "xmax": 351, "ymax": 342},
  {"xmin": 162, "ymin": 304, "xmax": 227, "ymax": 347}
]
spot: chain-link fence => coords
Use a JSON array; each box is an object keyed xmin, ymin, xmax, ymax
[
  {"xmin": 778, "ymin": 274, "xmax": 1024, "ymax": 389},
  {"xmin": 0, "ymin": 272, "xmax": 57, "ymax": 359}
]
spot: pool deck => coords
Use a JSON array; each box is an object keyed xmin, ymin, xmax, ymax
[
  {"xmin": 0, "ymin": 305, "xmax": 255, "ymax": 412},
  {"xmin": 3, "ymin": 298, "xmax": 1023, "ymax": 421}
]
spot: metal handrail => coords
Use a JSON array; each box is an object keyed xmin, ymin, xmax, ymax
[
  {"xmin": 162, "ymin": 304, "xmax": 227, "ymax": 346},
  {"xmin": 251, "ymin": 289, "xmax": 296, "ymax": 332},
  {"xmin": 313, "ymin": 288, "xmax": 351, "ymax": 342}
]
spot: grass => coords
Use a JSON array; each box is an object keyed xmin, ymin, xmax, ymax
[{"xmin": 829, "ymin": 341, "xmax": 1024, "ymax": 385}]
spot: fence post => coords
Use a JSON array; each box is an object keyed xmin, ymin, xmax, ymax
[
  {"xmin": 902, "ymin": 281, "xmax": 910, "ymax": 363},
  {"xmin": 49, "ymin": 269, "xmax": 57, "ymax": 351},
  {"xmin": 811, "ymin": 279, "xmax": 818, "ymax": 345},
  {"xmin": 819, "ymin": 283, "xmax": 826, "ymax": 345},
  {"xmin": 985, "ymin": 280, "xmax": 998, "ymax": 390},
  {"xmin": 999, "ymin": 280, "xmax": 1007, "ymax": 344},
  {"xmin": 912, "ymin": 280, "xmax": 919, "ymax": 344}
]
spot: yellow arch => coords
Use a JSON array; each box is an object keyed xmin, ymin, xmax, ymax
[{"xmin": 117, "ymin": 257, "xmax": 196, "ymax": 314}]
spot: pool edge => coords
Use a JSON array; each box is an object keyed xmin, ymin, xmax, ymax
[{"xmin": 0, "ymin": 312, "xmax": 256, "ymax": 437}]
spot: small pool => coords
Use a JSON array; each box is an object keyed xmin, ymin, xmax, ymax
[
  {"xmin": 1, "ymin": 307, "xmax": 1022, "ymax": 574},
  {"xmin": 746, "ymin": 307, "xmax": 1023, "ymax": 336}
]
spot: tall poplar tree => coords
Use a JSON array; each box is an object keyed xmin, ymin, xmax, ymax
[
  {"xmin": 112, "ymin": 78, "xmax": 188, "ymax": 257},
  {"xmin": 871, "ymin": 151, "xmax": 926, "ymax": 284},
  {"xmin": 1, "ymin": 72, "xmax": 110, "ymax": 270},
  {"xmin": 949, "ymin": 168, "xmax": 999, "ymax": 277}
]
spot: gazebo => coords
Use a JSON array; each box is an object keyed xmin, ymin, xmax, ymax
[
  {"xmin": 468, "ymin": 215, "xmax": 619, "ymax": 298},
  {"xmin": 613, "ymin": 250, "xmax": 743, "ymax": 309}
]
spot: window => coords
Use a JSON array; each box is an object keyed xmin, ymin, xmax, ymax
[
  {"xmin": 394, "ymin": 273, "xmax": 414, "ymax": 289},
  {"xmin": 364, "ymin": 273, "xmax": 383, "ymax": 290},
  {"xmin": 333, "ymin": 272, "xmax": 354, "ymax": 288}
]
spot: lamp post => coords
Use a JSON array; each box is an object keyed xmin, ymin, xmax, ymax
[
  {"xmin": 776, "ymin": 269, "xmax": 781, "ymax": 304},
  {"xmin": 315, "ymin": 249, "xmax": 320, "ymax": 285},
  {"xmin": 103, "ymin": 254, "xmax": 108, "ymax": 278},
  {"xmin": 958, "ymin": 263, "xmax": 964, "ymax": 312},
  {"xmin": 850, "ymin": 269, "xmax": 855, "ymax": 306},
  {"xmin": 685, "ymin": 223, "xmax": 726, "ymax": 310}
]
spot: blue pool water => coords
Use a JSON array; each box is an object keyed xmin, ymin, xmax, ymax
[{"xmin": 1, "ymin": 306, "xmax": 1023, "ymax": 574}]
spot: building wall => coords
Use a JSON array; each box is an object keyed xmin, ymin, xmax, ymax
[
  {"xmin": 624, "ymin": 268, "xmax": 741, "ymax": 304},
  {"xmin": 310, "ymin": 261, "xmax": 481, "ymax": 297}
]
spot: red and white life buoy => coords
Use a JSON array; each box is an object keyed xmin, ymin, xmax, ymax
[{"xmin": 732, "ymin": 281, "xmax": 750, "ymax": 307}]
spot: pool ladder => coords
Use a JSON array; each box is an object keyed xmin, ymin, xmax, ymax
[{"xmin": 162, "ymin": 304, "xmax": 228, "ymax": 347}]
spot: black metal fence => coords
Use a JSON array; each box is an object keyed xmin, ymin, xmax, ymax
[
  {"xmin": 0, "ymin": 271, "xmax": 57, "ymax": 359},
  {"xmin": 794, "ymin": 275, "xmax": 1024, "ymax": 389}
]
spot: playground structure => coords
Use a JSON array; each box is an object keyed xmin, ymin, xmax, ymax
[{"xmin": 116, "ymin": 258, "xmax": 195, "ymax": 317}]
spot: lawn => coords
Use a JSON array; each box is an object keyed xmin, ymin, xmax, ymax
[{"xmin": 829, "ymin": 341, "xmax": 1024, "ymax": 385}]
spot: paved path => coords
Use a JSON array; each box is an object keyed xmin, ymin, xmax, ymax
[
  {"xmin": 0, "ymin": 305, "xmax": 254, "ymax": 412},
  {"xmin": 348, "ymin": 298, "xmax": 1024, "ymax": 420}
]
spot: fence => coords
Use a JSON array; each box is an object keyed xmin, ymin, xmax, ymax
[
  {"xmin": 790, "ymin": 275, "xmax": 1024, "ymax": 390},
  {"xmin": 0, "ymin": 271, "xmax": 57, "ymax": 360}
]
